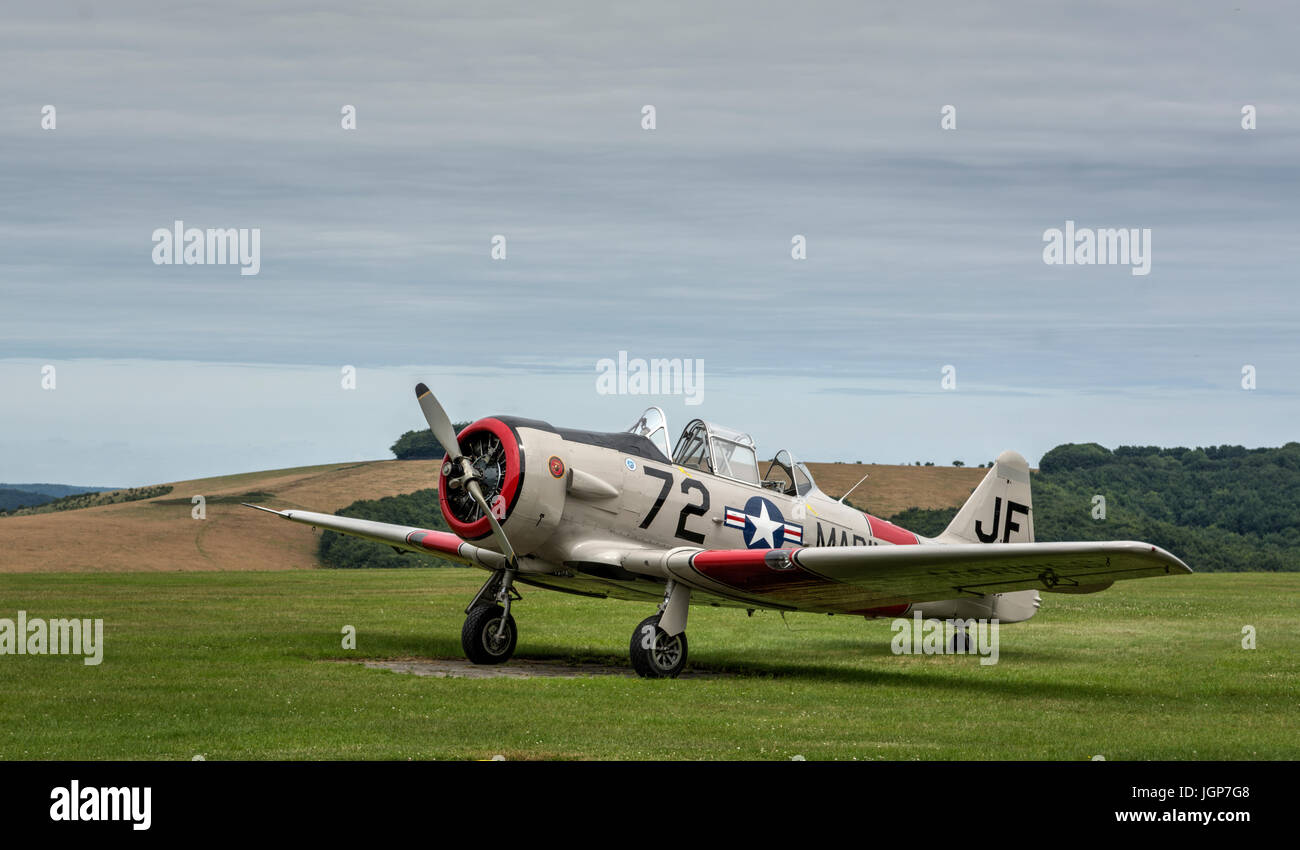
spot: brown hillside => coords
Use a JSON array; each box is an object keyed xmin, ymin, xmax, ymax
[
  {"xmin": 806, "ymin": 463, "xmax": 985, "ymax": 516},
  {"xmin": 0, "ymin": 460, "xmax": 983, "ymax": 573},
  {"xmin": 0, "ymin": 461, "xmax": 440, "ymax": 574}
]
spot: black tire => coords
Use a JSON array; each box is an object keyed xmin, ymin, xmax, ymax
[
  {"xmin": 462, "ymin": 604, "xmax": 517, "ymax": 665},
  {"xmin": 950, "ymin": 629, "xmax": 970, "ymax": 654},
  {"xmin": 629, "ymin": 614, "xmax": 688, "ymax": 679}
]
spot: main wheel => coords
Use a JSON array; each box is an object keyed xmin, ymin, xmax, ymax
[
  {"xmin": 949, "ymin": 629, "xmax": 970, "ymax": 654},
  {"xmin": 630, "ymin": 614, "xmax": 688, "ymax": 679},
  {"xmin": 462, "ymin": 604, "xmax": 517, "ymax": 665}
]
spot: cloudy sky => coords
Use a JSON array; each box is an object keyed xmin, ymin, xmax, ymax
[{"xmin": 2, "ymin": 1, "xmax": 1298, "ymax": 486}]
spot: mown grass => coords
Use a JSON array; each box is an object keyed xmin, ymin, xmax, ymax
[{"xmin": 0, "ymin": 570, "xmax": 1294, "ymax": 760}]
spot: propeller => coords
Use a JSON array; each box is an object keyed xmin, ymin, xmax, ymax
[
  {"xmin": 415, "ymin": 382, "xmax": 463, "ymax": 463},
  {"xmin": 413, "ymin": 382, "xmax": 519, "ymax": 569}
]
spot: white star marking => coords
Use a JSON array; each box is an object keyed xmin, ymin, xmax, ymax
[{"xmin": 747, "ymin": 501, "xmax": 784, "ymax": 548}]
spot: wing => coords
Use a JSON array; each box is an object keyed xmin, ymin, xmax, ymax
[
  {"xmin": 646, "ymin": 540, "xmax": 1191, "ymax": 612},
  {"xmin": 243, "ymin": 504, "xmax": 507, "ymax": 570}
]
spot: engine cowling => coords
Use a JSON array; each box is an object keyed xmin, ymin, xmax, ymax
[{"xmin": 437, "ymin": 417, "xmax": 565, "ymax": 555}]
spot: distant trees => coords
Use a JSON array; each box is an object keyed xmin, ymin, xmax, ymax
[
  {"xmin": 390, "ymin": 423, "xmax": 472, "ymax": 460},
  {"xmin": 0, "ymin": 488, "xmax": 49, "ymax": 511},
  {"xmin": 888, "ymin": 442, "xmax": 1300, "ymax": 572},
  {"xmin": 1038, "ymin": 442, "xmax": 1113, "ymax": 473},
  {"xmin": 319, "ymin": 489, "xmax": 458, "ymax": 568},
  {"xmin": 888, "ymin": 506, "xmax": 958, "ymax": 537},
  {"xmin": 0, "ymin": 485, "xmax": 173, "ymax": 518}
]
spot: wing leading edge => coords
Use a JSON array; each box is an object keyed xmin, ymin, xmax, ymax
[{"xmin": 242, "ymin": 505, "xmax": 507, "ymax": 570}]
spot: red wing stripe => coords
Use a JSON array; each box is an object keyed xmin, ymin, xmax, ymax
[
  {"xmin": 406, "ymin": 529, "xmax": 464, "ymax": 556},
  {"xmin": 690, "ymin": 548, "xmax": 827, "ymax": 594},
  {"xmin": 693, "ymin": 550, "xmax": 779, "ymax": 567}
]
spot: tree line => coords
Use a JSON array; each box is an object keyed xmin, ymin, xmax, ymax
[
  {"xmin": 324, "ymin": 439, "xmax": 1300, "ymax": 571},
  {"xmin": 889, "ymin": 442, "xmax": 1300, "ymax": 572}
]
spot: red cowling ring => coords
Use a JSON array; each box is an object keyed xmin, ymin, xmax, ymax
[{"xmin": 438, "ymin": 417, "xmax": 523, "ymax": 541}]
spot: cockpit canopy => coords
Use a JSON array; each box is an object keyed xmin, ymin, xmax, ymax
[
  {"xmin": 626, "ymin": 408, "xmax": 817, "ymax": 495},
  {"xmin": 673, "ymin": 419, "xmax": 760, "ymax": 485}
]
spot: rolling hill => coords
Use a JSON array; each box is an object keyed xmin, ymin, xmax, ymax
[
  {"xmin": 0, "ymin": 483, "xmax": 119, "ymax": 511},
  {"xmin": 0, "ymin": 461, "xmax": 443, "ymax": 573},
  {"xmin": 9, "ymin": 444, "xmax": 1294, "ymax": 574},
  {"xmin": 0, "ymin": 461, "xmax": 975, "ymax": 573}
]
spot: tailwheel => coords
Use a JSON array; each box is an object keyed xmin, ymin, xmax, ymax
[
  {"xmin": 630, "ymin": 614, "xmax": 688, "ymax": 679},
  {"xmin": 949, "ymin": 628, "xmax": 971, "ymax": 654},
  {"xmin": 462, "ymin": 604, "xmax": 517, "ymax": 665}
]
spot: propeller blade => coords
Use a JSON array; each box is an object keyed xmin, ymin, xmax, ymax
[
  {"xmin": 414, "ymin": 382, "xmax": 463, "ymax": 459},
  {"xmin": 466, "ymin": 478, "xmax": 519, "ymax": 567}
]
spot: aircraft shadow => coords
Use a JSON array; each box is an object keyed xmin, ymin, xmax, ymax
[{"xmin": 362, "ymin": 634, "xmax": 1122, "ymax": 700}]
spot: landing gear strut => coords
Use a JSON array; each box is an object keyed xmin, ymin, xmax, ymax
[
  {"xmin": 462, "ymin": 569, "xmax": 521, "ymax": 665},
  {"xmin": 629, "ymin": 580, "xmax": 691, "ymax": 678}
]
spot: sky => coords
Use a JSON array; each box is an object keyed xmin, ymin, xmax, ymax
[{"xmin": 2, "ymin": 1, "xmax": 1298, "ymax": 486}]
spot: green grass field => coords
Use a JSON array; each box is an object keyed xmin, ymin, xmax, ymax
[{"xmin": 0, "ymin": 569, "xmax": 1295, "ymax": 760}]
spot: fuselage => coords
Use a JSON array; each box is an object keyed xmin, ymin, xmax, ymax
[{"xmin": 442, "ymin": 416, "xmax": 1040, "ymax": 623}]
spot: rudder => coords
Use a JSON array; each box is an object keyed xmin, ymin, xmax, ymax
[{"xmin": 939, "ymin": 450, "xmax": 1034, "ymax": 544}]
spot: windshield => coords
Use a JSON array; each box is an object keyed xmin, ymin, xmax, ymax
[
  {"xmin": 626, "ymin": 407, "xmax": 671, "ymax": 461},
  {"xmin": 762, "ymin": 450, "xmax": 816, "ymax": 496},
  {"xmin": 711, "ymin": 436, "xmax": 759, "ymax": 485},
  {"xmin": 673, "ymin": 423, "xmax": 711, "ymax": 472}
]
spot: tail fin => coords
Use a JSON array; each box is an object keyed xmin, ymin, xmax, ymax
[{"xmin": 939, "ymin": 450, "xmax": 1034, "ymax": 544}]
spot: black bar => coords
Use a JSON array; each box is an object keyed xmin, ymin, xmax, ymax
[{"xmin": 0, "ymin": 760, "xmax": 1284, "ymax": 837}]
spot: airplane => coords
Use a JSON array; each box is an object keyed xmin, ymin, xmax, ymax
[{"xmin": 247, "ymin": 384, "xmax": 1192, "ymax": 678}]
